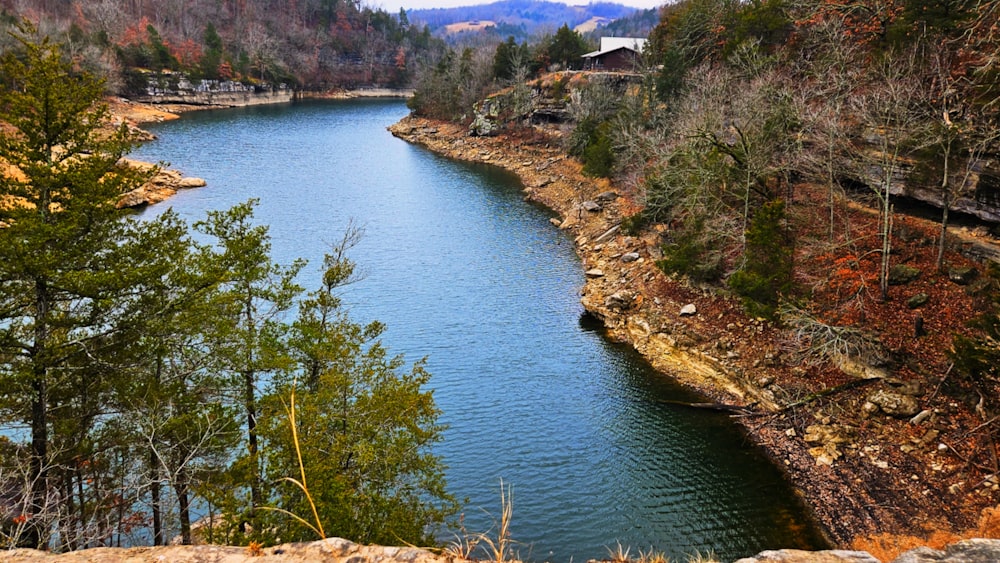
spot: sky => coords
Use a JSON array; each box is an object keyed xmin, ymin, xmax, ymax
[{"xmin": 372, "ymin": 0, "xmax": 666, "ymax": 16}]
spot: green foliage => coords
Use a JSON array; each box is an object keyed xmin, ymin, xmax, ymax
[
  {"xmin": 200, "ymin": 23, "xmax": 225, "ymax": 79},
  {"xmin": 886, "ymin": 0, "xmax": 976, "ymax": 44},
  {"xmin": 545, "ymin": 24, "xmax": 589, "ymax": 70},
  {"xmin": 0, "ymin": 26, "xmax": 192, "ymax": 549},
  {"xmin": 581, "ymin": 121, "xmax": 614, "ymax": 178},
  {"xmin": 0, "ymin": 32, "xmax": 457, "ymax": 551},
  {"xmin": 950, "ymin": 265, "xmax": 1000, "ymax": 387},
  {"xmin": 656, "ymin": 218, "xmax": 724, "ymax": 283},
  {"xmin": 725, "ymin": 0, "xmax": 792, "ymax": 54},
  {"xmin": 727, "ymin": 199, "xmax": 794, "ymax": 320},
  {"xmin": 493, "ymin": 36, "xmax": 531, "ymax": 82},
  {"xmin": 620, "ymin": 211, "xmax": 651, "ymax": 236},
  {"xmin": 257, "ymin": 245, "xmax": 458, "ymax": 546}
]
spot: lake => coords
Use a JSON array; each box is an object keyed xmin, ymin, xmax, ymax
[{"xmin": 133, "ymin": 99, "xmax": 826, "ymax": 562}]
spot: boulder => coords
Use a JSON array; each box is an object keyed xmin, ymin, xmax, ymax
[
  {"xmin": 679, "ymin": 303, "xmax": 697, "ymax": 316},
  {"xmin": 582, "ymin": 201, "xmax": 602, "ymax": 212},
  {"xmin": 867, "ymin": 389, "xmax": 920, "ymax": 418},
  {"xmin": 621, "ymin": 252, "xmax": 640, "ymax": 263},
  {"xmin": 585, "ymin": 268, "xmax": 605, "ymax": 278},
  {"xmin": 469, "ymin": 98, "xmax": 501, "ymax": 136},
  {"xmin": 177, "ymin": 177, "xmax": 207, "ymax": 188},
  {"xmin": 948, "ymin": 265, "xmax": 979, "ymax": 285},
  {"xmin": 605, "ymin": 290, "xmax": 637, "ymax": 310},
  {"xmin": 734, "ymin": 549, "xmax": 880, "ymax": 562},
  {"xmin": 891, "ymin": 539, "xmax": 1000, "ymax": 562},
  {"xmin": 888, "ymin": 264, "xmax": 921, "ymax": 285},
  {"xmin": 594, "ymin": 190, "xmax": 618, "ymax": 203},
  {"xmin": 907, "ymin": 293, "xmax": 929, "ymax": 309}
]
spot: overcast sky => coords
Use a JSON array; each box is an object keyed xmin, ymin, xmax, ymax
[{"xmin": 371, "ymin": 0, "xmax": 665, "ymax": 16}]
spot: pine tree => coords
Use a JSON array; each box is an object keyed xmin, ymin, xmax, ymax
[
  {"xmin": 259, "ymin": 241, "xmax": 458, "ymax": 545},
  {"xmin": 0, "ymin": 25, "xmax": 187, "ymax": 548},
  {"xmin": 194, "ymin": 200, "xmax": 304, "ymax": 538}
]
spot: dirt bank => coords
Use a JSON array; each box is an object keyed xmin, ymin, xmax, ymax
[{"xmin": 388, "ymin": 116, "xmax": 1000, "ymax": 550}]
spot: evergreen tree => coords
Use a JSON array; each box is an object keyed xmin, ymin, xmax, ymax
[
  {"xmin": 259, "ymin": 242, "xmax": 458, "ymax": 545},
  {"xmin": 0, "ymin": 25, "xmax": 187, "ymax": 549},
  {"xmin": 545, "ymin": 24, "xmax": 588, "ymax": 70},
  {"xmin": 194, "ymin": 200, "xmax": 304, "ymax": 538}
]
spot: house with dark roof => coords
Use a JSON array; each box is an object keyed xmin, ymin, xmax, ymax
[{"xmin": 582, "ymin": 37, "xmax": 647, "ymax": 71}]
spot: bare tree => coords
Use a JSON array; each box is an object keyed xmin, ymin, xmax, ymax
[
  {"xmin": 850, "ymin": 47, "xmax": 927, "ymax": 301},
  {"xmin": 795, "ymin": 19, "xmax": 863, "ymax": 243}
]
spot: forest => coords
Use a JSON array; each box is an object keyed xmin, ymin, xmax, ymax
[{"xmin": 0, "ymin": 0, "xmax": 444, "ymax": 90}]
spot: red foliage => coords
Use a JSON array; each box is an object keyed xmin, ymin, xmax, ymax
[
  {"xmin": 171, "ymin": 39, "xmax": 203, "ymax": 68},
  {"xmin": 119, "ymin": 16, "xmax": 152, "ymax": 47},
  {"xmin": 795, "ymin": 0, "xmax": 904, "ymax": 45}
]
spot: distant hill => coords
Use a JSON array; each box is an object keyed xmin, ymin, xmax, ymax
[{"xmin": 408, "ymin": 0, "xmax": 639, "ymax": 40}]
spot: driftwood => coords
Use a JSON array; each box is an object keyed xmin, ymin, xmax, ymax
[
  {"xmin": 780, "ymin": 376, "xmax": 883, "ymax": 412},
  {"xmin": 657, "ymin": 376, "xmax": 884, "ymax": 417},
  {"xmin": 656, "ymin": 399, "xmax": 756, "ymax": 415}
]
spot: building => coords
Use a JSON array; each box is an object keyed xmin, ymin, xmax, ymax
[{"xmin": 582, "ymin": 37, "xmax": 647, "ymax": 71}]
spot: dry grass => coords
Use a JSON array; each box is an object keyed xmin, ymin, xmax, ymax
[{"xmin": 444, "ymin": 480, "xmax": 517, "ymax": 562}]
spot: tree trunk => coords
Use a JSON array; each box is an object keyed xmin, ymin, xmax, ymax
[
  {"xmin": 175, "ymin": 472, "xmax": 192, "ymax": 545},
  {"xmin": 27, "ymin": 279, "xmax": 50, "ymax": 549},
  {"xmin": 245, "ymin": 369, "xmax": 261, "ymax": 514},
  {"xmin": 151, "ymin": 447, "xmax": 163, "ymax": 546}
]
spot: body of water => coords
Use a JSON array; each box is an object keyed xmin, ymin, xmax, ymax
[{"xmin": 133, "ymin": 99, "xmax": 825, "ymax": 562}]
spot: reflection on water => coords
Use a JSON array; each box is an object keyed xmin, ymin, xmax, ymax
[{"xmin": 133, "ymin": 99, "xmax": 826, "ymax": 562}]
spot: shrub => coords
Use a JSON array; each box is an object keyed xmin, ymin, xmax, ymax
[{"xmin": 727, "ymin": 199, "xmax": 794, "ymax": 319}]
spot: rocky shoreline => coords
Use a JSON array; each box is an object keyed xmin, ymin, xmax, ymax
[
  {"xmin": 386, "ymin": 116, "xmax": 998, "ymax": 551},
  {"xmin": 91, "ymin": 98, "xmax": 997, "ymax": 561}
]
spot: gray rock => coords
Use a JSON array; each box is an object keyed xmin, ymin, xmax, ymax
[
  {"xmin": 177, "ymin": 177, "xmax": 207, "ymax": 188},
  {"xmin": 892, "ymin": 539, "xmax": 1000, "ymax": 562},
  {"xmin": 585, "ymin": 268, "xmax": 605, "ymax": 278},
  {"xmin": 679, "ymin": 303, "xmax": 697, "ymax": 316},
  {"xmin": 888, "ymin": 264, "xmax": 921, "ymax": 285},
  {"xmin": 605, "ymin": 290, "xmax": 636, "ymax": 310},
  {"xmin": 621, "ymin": 252, "xmax": 640, "ymax": 263},
  {"xmin": 868, "ymin": 388, "xmax": 921, "ymax": 418},
  {"xmin": 582, "ymin": 201, "xmax": 602, "ymax": 212},
  {"xmin": 734, "ymin": 549, "xmax": 880, "ymax": 562},
  {"xmin": 469, "ymin": 98, "xmax": 501, "ymax": 136},
  {"xmin": 594, "ymin": 190, "xmax": 618, "ymax": 202},
  {"xmin": 907, "ymin": 293, "xmax": 929, "ymax": 309},
  {"xmin": 948, "ymin": 266, "xmax": 979, "ymax": 285}
]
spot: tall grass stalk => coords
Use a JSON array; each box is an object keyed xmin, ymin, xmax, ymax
[
  {"xmin": 261, "ymin": 385, "xmax": 326, "ymax": 540},
  {"xmin": 477, "ymin": 480, "xmax": 515, "ymax": 562}
]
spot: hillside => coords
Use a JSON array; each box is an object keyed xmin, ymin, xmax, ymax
[
  {"xmin": 409, "ymin": 0, "xmax": 638, "ymax": 40},
  {"xmin": 0, "ymin": 0, "xmax": 442, "ymax": 91}
]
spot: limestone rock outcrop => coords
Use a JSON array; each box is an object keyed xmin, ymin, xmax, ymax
[
  {"xmin": 3, "ymin": 537, "xmax": 467, "ymax": 563},
  {"xmin": 116, "ymin": 159, "xmax": 207, "ymax": 208}
]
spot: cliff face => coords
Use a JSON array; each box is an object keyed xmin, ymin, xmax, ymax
[{"xmin": 131, "ymin": 76, "xmax": 295, "ymax": 108}]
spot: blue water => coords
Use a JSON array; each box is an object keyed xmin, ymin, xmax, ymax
[{"xmin": 133, "ymin": 99, "xmax": 825, "ymax": 562}]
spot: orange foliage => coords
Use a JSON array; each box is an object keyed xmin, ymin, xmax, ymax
[
  {"xmin": 171, "ymin": 39, "xmax": 203, "ymax": 68},
  {"xmin": 119, "ymin": 16, "xmax": 152, "ymax": 46},
  {"xmin": 852, "ymin": 504, "xmax": 1000, "ymax": 562}
]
